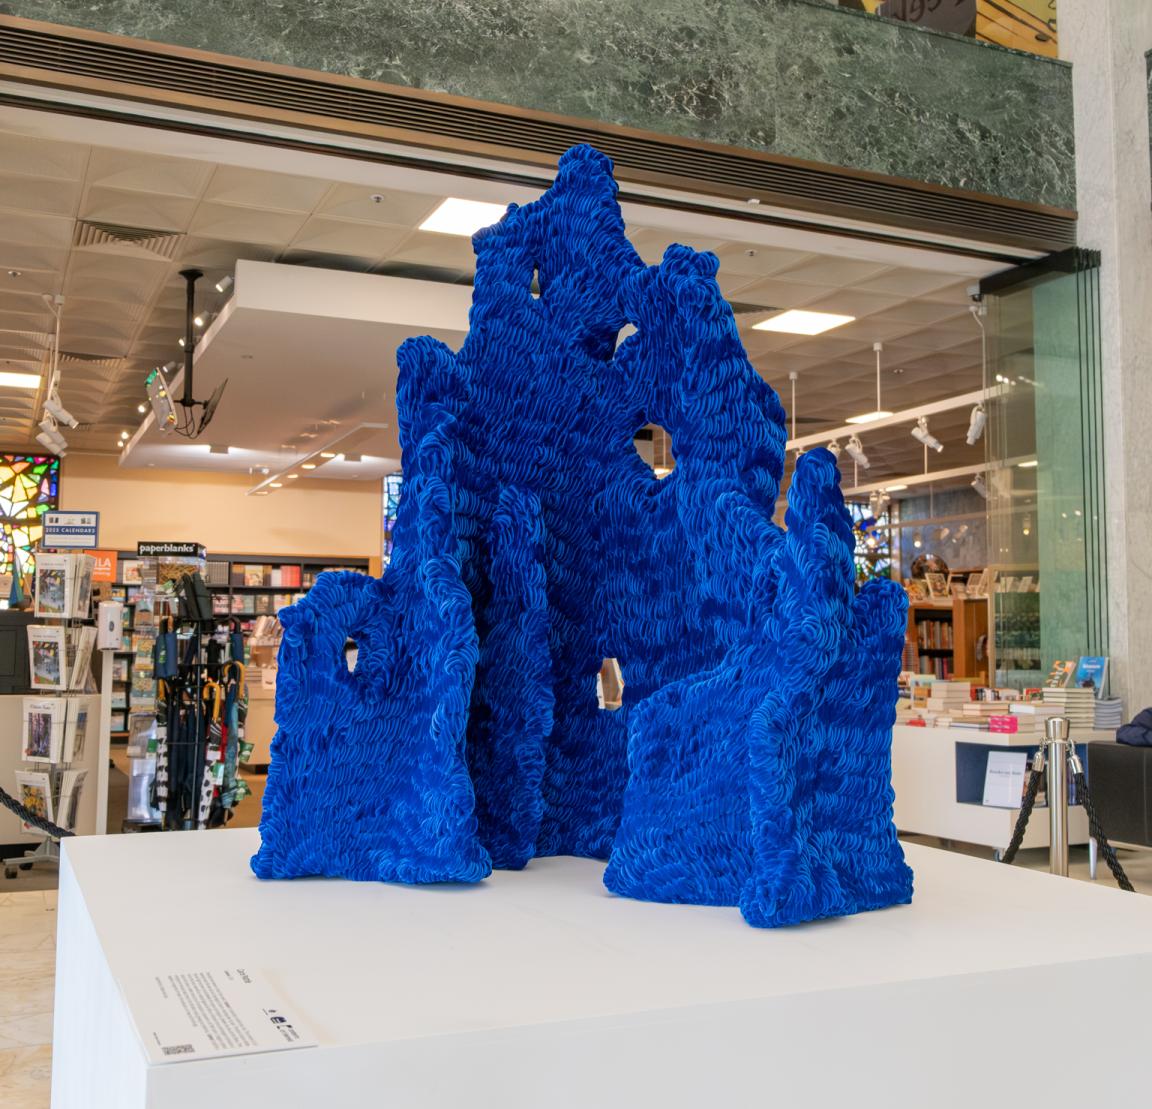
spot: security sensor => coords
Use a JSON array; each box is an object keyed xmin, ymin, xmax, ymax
[
  {"xmin": 43, "ymin": 394, "xmax": 78, "ymax": 429},
  {"xmin": 966, "ymin": 404, "xmax": 986, "ymax": 446},
  {"xmin": 967, "ymin": 284, "xmax": 982, "ymax": 302},
  {"xmin": 844, "ymin": 434, "xmax": 870, "ymax": 470},
  {"xmin": 971, "ymin": 473, "xmax": 989, "ymax": 500},
  {"xmin": 370, "ymin": 194, "xmax": 384, "ymax": 204},
  {"xmin": 911, "ymin": 416, "xmax": 944, "ymax": 453}
]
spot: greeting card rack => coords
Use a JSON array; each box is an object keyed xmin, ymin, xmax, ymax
[{"xmin": 4, "ymin": 547, "xmax": 97, "ymax": 878}]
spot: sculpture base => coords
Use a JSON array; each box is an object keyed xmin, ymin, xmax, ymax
[{"xmin": 54, "ymin": 829, "xmax": 1151, "ymax": 1108}]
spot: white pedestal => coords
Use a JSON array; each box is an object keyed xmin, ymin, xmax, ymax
[{"xmin": 53, "ymin": 829, "xmax": 1152, "ymax": 1108}]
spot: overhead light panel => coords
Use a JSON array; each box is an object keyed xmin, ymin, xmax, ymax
[
  {"xmin": 752, "ymin": 309, "xmax": 855, "ymax": 335},
  {"xmin": 846, "ymin": 342, "xmax": 893, "ymax": 424},
  {"xmin": 420, "ymin": 197, "xmax": 507, "ymax": 237},
  {"xmin": 0, "ymin": 371, "xmax": 40, "ymax": 389}
]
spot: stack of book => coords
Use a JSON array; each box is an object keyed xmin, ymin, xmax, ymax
[
  {"xmin": 1041, "ymin": 687, "xmax": 1097, "ymax": 728},
  {"xmin": 925, "ymin": 680, "xmax": 972, "ymax": 714},
  {"xmin": 1095, "ymin": 698, "xmax": 1124, "ymax": 730}
]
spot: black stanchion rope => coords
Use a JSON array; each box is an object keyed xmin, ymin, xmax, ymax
[{"xmin": 0, "ymin": 783, "xmax": 75, "ymax": 840}]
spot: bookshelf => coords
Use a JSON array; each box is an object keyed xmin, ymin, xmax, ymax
[{"xmin": 906, "ymin": 596, "xmax": 990, "ymax": 682}]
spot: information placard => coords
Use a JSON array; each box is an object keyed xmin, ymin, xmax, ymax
[
  {"xmin": 43, "ymin": 511, "xmax": 99, "ymax": 548},
  {"xmin": 121, "ymin": 966, "xmax": 317, "ymax": 1065}
]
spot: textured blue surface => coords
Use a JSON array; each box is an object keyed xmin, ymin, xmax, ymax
[{"xmin": 252, "ymin": 144, "xmax": 913, "ymax": 927}]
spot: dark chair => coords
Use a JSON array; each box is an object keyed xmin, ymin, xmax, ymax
[{"xmin": 1085, "ymin": 741, "xmax": 1152, "ymax": 865}]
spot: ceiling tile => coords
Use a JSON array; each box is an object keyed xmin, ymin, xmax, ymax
[
  {"xmin": 852, "ymin": 268, "xmax": 972, "ymax": 297},
  {"xmin": 773, "ymin": 257, "xmax": 895, "ymax": 287},
  {"xmin": 0, "ymin": 174, "xmax": 81, "ymax": 218},
  {"xmin": 712, "ymin": 244, "xmax": 816, "ymax": 278},
  {"xmin": 798, "ymin": 290, "xmax": 906, "ymax": 319},
  {"xmin": 203, "ymin": 166, "xmax": 330, "ymax": 212},
  {"xmin": 86, "ymin": 148, "xmax": 214, "ymax": 198},
  {"xmin": 0, "ymin": 135, "xmax": 87, "ymax": 181},
  {"xmin": 290, "ymin": 217, "xmax": 410, "ymax": 258},
  {"xmin": 626, "ymin": 228, "xmax": 727, "ymax": 266},
  {"xmin": 189, "ymin": 203, "xmax": 310, "ymax": 246},
  {"xmin": 387, "ymin": 229, "xmax": 478, "ymax": 272},
  {"xmin": 729, "ymin": 276, "xmax": 834, "ymax": 311},
  {"xmin": 80, "ymin": 186, "xmax": 199, "ymax": 232},
  {"xmin": 317, "ymin": 184, "xmax": 441, "ymax": 228}
]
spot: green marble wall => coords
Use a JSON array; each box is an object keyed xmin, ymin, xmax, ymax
[{"xmin": 2, "ymin": 0, "xmax": 1075, "ymax": 208}]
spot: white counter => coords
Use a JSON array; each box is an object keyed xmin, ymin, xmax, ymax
[
  {"xmin": 52, "ymin": 827, "xmax": 1152, "ymax": 1108},
  {"xmin": 892, "ymin": 721, "xmax": 1097, "ymax": 849}
]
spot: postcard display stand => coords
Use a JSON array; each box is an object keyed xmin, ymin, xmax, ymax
[
  {"xmin": 125, "ymin": 546, "xmax": 251, "ymax": 831},
  {"xmin": 5, "ymin": 551, "xmax": 101, "ymax": 876}
]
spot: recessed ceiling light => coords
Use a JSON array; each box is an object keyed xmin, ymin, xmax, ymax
[
  {"xmin": 752, "ymin": 309, "xmax": 856, "ymax": 335},
  {"xmin": 419, "ymin": 197, "xmax": 507, "ymax": 237},
  {"xmin": 1017, "ymin": 459, "xmax": 1038, "ymax": 468},
  {"xmin": 301, "ymin": 462, "xmax": 316, "ymax": 470},
  {"xmin": 286, "ymin": 473, "xmax": 299, "ymax": 480},
  {"xmin": 0, "ymin": 371, "xmax": 40, "ymax": 389},
  {"xmin": 845, "ymin": 410, "xmax": 894, "ymax": 425},
  {"xmin": 254, "ymin": 491, "xmax": 269, "ymax": 496},
  {"xmin": 320, "ymin": 452, "xmax": 337, "ymax": 459},
  {"xmin": 137, "ymin": 403, "xmax": 147, "ymax": 413},
  {"xmin": 120, "ymin": 430, "xmax": 129, "ymax": 438},
  {"xmin": 269, "ymin": 482, "xmax": 283, "ymax": 488},
  {"xmin": 884, "ymin": 484, "xmax": 908, "ymax": 492}
]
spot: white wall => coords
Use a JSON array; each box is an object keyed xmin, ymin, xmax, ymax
[{"xmin": 59, "ymin": 454, "xmax": 383, "ymax": 562}]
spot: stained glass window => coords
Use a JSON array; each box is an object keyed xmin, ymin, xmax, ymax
[
  {"xmin": 847, "ymin": 500, "xmax": 892, "ymax": 585},
  {"xmin": 382, "ymin": 472, "xmax": 403, "ymax": 567},
  {"xmin": 0, "ymin": 455, "xmax": 61, "ymax": 584}
]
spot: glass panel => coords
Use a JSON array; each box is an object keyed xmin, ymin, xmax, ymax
[{"xmin": 983, "ymin": 250, "xmax": 1105, "ymax": 690}]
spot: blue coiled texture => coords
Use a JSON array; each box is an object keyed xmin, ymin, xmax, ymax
[{"xmin": 252, "ymin": 144, "xmax": 913, "ymax": 926}]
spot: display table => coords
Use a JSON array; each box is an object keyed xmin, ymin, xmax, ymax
[
  {"xmin": 53, "ymin": 829, "xmax": 1152, "ymax": 1108},
  {"xmin": 891, "ymin": 721, "xmax": 1104, "ymax": 850}
]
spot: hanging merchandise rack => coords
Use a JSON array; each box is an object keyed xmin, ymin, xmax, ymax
[{"xmin": 125, "ymin": 546, "xmax": 252, "ymax": 831}]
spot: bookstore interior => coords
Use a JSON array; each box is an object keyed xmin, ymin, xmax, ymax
[
  {"xmin": 0, "ymin": 96, "xmax": 1119, "ymax": 861},
  {"xmin": 2, "ymin": 30, "xmax": 1151, "ymax": 1106}
]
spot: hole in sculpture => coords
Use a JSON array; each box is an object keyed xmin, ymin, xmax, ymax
[
  {"xmin": 344, "ymin": 637, "xmax": 359, "ymax": 673},
  {"xmin": 632, "ymin": 423, "xmax": 676, "ymax": 478},
  {"xmin": 597, "ymin": 657, "xmax": 624, "ymax": 711}
]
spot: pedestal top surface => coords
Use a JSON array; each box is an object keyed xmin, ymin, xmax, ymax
[{"xmin": 62, "ymin": 829, "xmax": 1152, "ymax": 1046}]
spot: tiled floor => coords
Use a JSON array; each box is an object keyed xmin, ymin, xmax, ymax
[
  {"xmin": 0, "ymin": 832, "xmax": 1148, "ymax": 1108},
  {"xmin": 0, "ymin": 890, "xmax": 57, "ymax": 1109}
]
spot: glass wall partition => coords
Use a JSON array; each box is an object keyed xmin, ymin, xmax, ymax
[{"xmin": 981, "ymin": 249, "xmax": 1106, "ymax": 691}]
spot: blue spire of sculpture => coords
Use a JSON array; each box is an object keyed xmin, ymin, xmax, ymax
[{"xmin": 252, "ymin": 145, "xmax": 913, "ymax": 927}]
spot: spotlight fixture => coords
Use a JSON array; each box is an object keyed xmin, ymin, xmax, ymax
[
  {"xmin": 286, "ymin": 474, "xmax": 299, "ymax": 480},
  {"xmin": 269, "ymin": 482, "xmax": 283, "ymax": 489},
  {"xmin": 137, "ymin": 403, "xmax": 147, "ymax": 414},
  {"xmin": 868, "ymin": 489, "xmax": 890, "ymax": 515},
  {"xmin": 844, "ymin": 434, "xmax": 870, "ymax": 470},
  {"xmin": 1022, "ymin": 513, "xmax": 1032, "ymax": 537},
  {"xmin": 910, "ymin": 416, "xmax": 944, "ymax": 453},
  {"xmin": 215, "ymin": 274, "xmax": 234, "ymax": 294},
  {"xmin": 966, "ymin": 404, "xmax": 986, "ymax": 445},
  {"xmin": 301, "ymin": 462, "xmax": 317, "ymax": 470},
  {"xmin": 971, "ymin": 473, "xmax": 989, "ymax": 500},
  {"xmin": 913, "ymin": 531, "xmax": 923, "ymax": 549},
  {"xmin": 846, "ymin": 342, "xmax": 894, "ymax": 424},
  {"xmin": 43, "ymin": 394, "xmax": 78, "ymax": 428},
  {"xmin": 826, "ymin": 439, "xmax": 842, "ymax": 458},
  {"xmin": 319, "ymin": 452, "xmax": 337, "ymax": 459}
]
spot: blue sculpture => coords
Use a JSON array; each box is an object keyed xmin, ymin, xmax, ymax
[{"xmin": 252, "ymin": 145, "xmax": 913, "ymax": 927}]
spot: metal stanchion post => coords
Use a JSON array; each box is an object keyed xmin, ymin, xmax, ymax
[{"xmin": 1046, "ymin": 716, "xmax": 1070, "ymax": 877}]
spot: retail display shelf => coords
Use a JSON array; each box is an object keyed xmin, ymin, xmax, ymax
[{"xmin": 53, "ymin": 828, "xmax": 1152, "ymax": 1108}]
